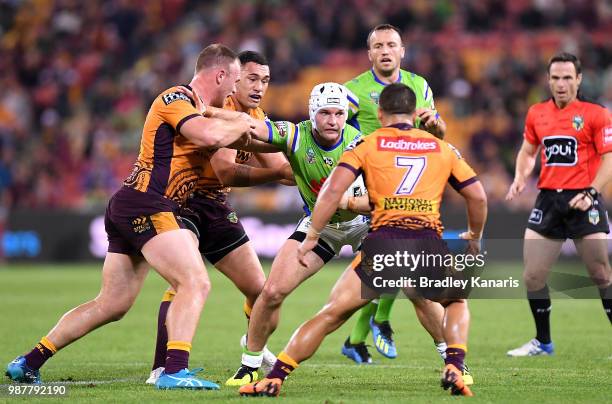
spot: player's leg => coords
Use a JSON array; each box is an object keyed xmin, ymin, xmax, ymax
[
  {"xmin": 573, "ymin": 232, "xmax": 612, "ymax": 323},
  {"xmin": 410, "ymin": 297, "xmax": 446, "ymax": 356},
  {"xmin": 507, "ymin": 228, "xmax": 562, "ymax": 356},
  {"xmin": 239, "ymin": 261, "xmax": 370, "ymax": 397},
  {"xmin": 141, "ymin": 228, "xmax": 218, "ymax": 389},
  {"xmin": 6, "ymin": 253, "xmax": 149, "ymax": 384},
  {"xmin": 214, "ymin": 241, "xmax": 266, "ymax": 322},
  {"xmin": 438, "ymin": 298, "xmax": 473, "ymax": 397},
  {"xmin": 369, "ymin": 296, "xmax": 398, "ymax": 358},
  {"xmin": 230, "ymin": 237, "xmax": 327, "ymax": 385}
]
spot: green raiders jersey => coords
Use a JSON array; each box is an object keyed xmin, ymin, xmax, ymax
[
  {"xmin": 266, "ymin": 119, "xmax": 362, "ymax": 223},
  {"xmin": 345, "ymin": 68, "xmax": 436, "ymax": 135}
]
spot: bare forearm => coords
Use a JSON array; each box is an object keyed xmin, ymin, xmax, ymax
[
  {"xmin": 591, "ymin": 152, "xmax": 612, "ymax": 191},
  {"xmin": 514, "ymin": 149, "xmax": 536, "ymax": 181},
  {"xmin": 205, "ymin": 106, "xmax": 243, "ymax": 121},
  {"xmin": 342, "ymin": 195, "xmax": 371, "ymax": 215},
  {"xmin": 222, "ymin": 164, "xmax": 283, "ymax": 187},
  {"xmin": 466, "ymin": 198, "xmax": 487, "ymax": 238}
]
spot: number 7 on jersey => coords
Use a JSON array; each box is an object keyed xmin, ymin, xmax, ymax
[{"xmin": 395, "ymin": 156, "xmax": 426, "ymax": 195}]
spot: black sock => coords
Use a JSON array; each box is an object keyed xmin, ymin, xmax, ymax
[
  {"xmin": 527, "ymin": 285, "xmax": 551, "ymax": 344},
  {"xmin": 598, "ymin": 286, "xmax": 612, "ymax": 324}
]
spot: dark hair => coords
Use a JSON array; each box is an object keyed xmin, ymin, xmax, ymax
[
  {"xmin": 379, "ymin": 83, "xmax": 416, "ymax": 115},
  {"xmin": 547, "ymin": 52, "xmax": 581, "ymax": 75},
  {"xmin": 367, "ymin": 24, "xmax": 402, "ymax": 49},
  {"xmin": 238, "ymin": 50, "xmax": 268, "ymax": 67},
  {"xmin": 195, "ymin": 44, "xmax": 237, "ymax": 72}
]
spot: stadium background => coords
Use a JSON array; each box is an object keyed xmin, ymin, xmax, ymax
[{"xmin": 1, "ymin": 0, "xmax": 610, "ymax": 261}]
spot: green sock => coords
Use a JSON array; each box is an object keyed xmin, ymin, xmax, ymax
[
  {"xmin": 374, "ymin": 297, "xmax": 395, "ymax": 323},
  {"xmin": 349, "ymin": 301, "xmax": 377, "ymax": 344}
]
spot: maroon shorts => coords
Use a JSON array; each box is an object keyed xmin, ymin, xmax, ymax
[
  {"xmin": 179, "ymin": 192, "xmax": 249, "ymax": 264},
  {"xmin": 104, "ymin": 186, "xmax": 185, "ymax": 255}
]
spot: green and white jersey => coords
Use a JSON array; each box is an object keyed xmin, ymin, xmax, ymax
[
  {"xmin": 345, "ymin": 68, "xmax": 436, "ymax": 135},
  {"xmin": 265, "ymin": 119, "xmax": 362, "ymax": 223}
]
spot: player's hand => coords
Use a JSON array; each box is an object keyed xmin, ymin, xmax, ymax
[
  {"xmin": 505, "ymin": 177, "xmax": 525, "ymax": 201},
  {"xmin": 568, "ymin": 189, "xmax": 595, "ymax": 211},
  {"xmin": 415, "ymin": 108, "xmax": 441, "ymax": 129},
  {"xmin": 459, "ymin": 231, "xmax": 481, "ymax": 255},
  {"xmin": 279, "ymin": 163, "xmax": 295, "ymax": 183},
  {"xmin": 177, "ymin": 86, "xmax": 206, "ymax": 115},
  {"xmin": 297, "ymin": 237, "xmax": 318, "ymax": 268}
]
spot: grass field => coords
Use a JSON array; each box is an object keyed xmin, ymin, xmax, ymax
[{"xmin": 0, "ymin": 263, "xmax": 610, "ymax": 403}]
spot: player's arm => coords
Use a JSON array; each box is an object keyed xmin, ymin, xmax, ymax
[
  {"xmin": 254, "ymin": 152, "xmax": 296, "ymax": 186},
  {"xmin": 416, "ymin": 108, "xmax": 446, "ymax": 139},
  {"xmin": 457, "ymin": 180, "xmax": 487, "ymax": 254},
  {"xmin": 505, "ymin": 139, "xmax": 539, "ymax": 200},
  {"xmin": 569, "ymin": 111, "xmax": 612, "ymax": 210},
  {"xmin": 210, "ymin": 148, "xmax": 293, "ymax": 187},
  {"xmin": 338, "ymin": 194, "xmax": 371, "ymax": 214}
]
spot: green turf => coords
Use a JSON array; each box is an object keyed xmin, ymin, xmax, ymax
[{"xmin": 0, "ymin": 263, "xmax": 610, "ymax": 403}]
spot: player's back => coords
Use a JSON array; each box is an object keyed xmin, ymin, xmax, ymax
[
  {"xmin": 124, "ymin": 85, "xmax": 207, "ymax": 205},
  {"xmin": 340, "ymin": 123, "xmax": 476, "ymax": 235}
]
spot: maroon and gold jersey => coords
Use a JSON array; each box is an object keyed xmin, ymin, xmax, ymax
[
  {"xmin": 524, "ymin": 98, "xmax": 612, "ymax": 189},
  {"xmin": 196, "ymin": 96, "xmax": 267, "ymax": 197},
  {"xmin": 123, "ymin": 86, "xmax": 206, "ymax": 205},
  {"xmin": 339, "ymin": 124, "xmax": 477, "ymax": 235}
]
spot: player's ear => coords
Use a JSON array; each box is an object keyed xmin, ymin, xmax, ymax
[
  {"xmin": 367, "ymin": 48, "xmax": 373, "ymax": 63},
  {"xmin": 576, "ymin": 73, "xmax": 582, "ymax": 87},
  {"xmin": 216, "ymin": 69, "xmax": 225, "ymax": 85},
  {"xmin": 400, "ymin": 45, "xmax": 405, "ymax": 59},
  {"xmin": 377, "ymin": 108, "xmax": 383, "ymax": 124}
]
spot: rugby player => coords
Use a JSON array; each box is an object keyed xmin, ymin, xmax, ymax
[
  {"xmin": 506, "ymin": 52, "xmax": 612, "ymax": 356},
  {"xmin": 225, "ymin": 82, "xmax": 370, "ymax": 386},
  {"xmin": 239, "ymin": 82, "xmax": 486, "ymax": 398},
  {"xmin": 5, "ymin": 44, "xmax": 254, "ymax": 390},
  {"xmin": 343, "ymin": 23, "xmax": 458, "ymax": 378},
  {"xmin": 145, "ymin": 51, "xmax": 292, "ymax": 385}
]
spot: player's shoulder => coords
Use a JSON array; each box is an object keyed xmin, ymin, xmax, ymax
[
  {"xmin": 576, "ymin": 96, "xmax": 609, "ymax": 116},
  {"xmin": 156, "ymin": 85, "xmax": 193, "ymax": 107},
  {"xmin": 252, "ymin": 107, "xmax": 267, "ymax": 120},
  {"xmin": 400, "ymin": 69, "xmax": 427, "ymax": 84},
  {"xmin": 527, "ymin": 98, "xmax": 553, "ymax": 116},
  {"xmin": 345, "ymin": 70, "xmax": 372, "ymax": 89}
]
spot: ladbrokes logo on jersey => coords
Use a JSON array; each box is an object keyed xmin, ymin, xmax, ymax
[
  {"xmin": 377, "ymin": 136, "xmax": 440, "ymax": 153},
  {"xmin": 542, "ymin": 136, "xmax": 577, "ymax": 166}
]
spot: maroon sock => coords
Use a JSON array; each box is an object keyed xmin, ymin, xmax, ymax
[
  {"xmin": 152, "ymin": 301, "xmax": 171, "ymax": 370},
  {"xmin": 444, "ymin": 347, "xmax": 466, "ymax": 371},
  {"xmin": 24, "ymin": 342, "xmax": 54, "ymax": 370},
  {"xmin": 266, "ymin": 358, "xmax": 295, "ymax": 381},
  {"xmin": 165, "ymin": 349, "xmax": 190, "ymax": 375}
]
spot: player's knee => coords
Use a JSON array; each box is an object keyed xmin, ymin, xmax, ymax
[
  {"xmin": 260, "ymin": 283, "xmax": 287, "ymax": 307},
  {"xmin": 188, "ymin": 273, "xmax": 211, "ymax": 301},
  {"xmin": 587, "ymin": 262, "xmax": 612, "ymax": 288},
  {"xmin": 523, "ymin": 271, "xmax": 545, "ymax": 290}
]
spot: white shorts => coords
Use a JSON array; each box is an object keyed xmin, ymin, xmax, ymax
[{"xmin": 295, "ymin": 215, "xmax": 369, "ymax": 257}]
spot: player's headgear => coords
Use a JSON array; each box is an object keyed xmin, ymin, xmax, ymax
[{"xmin": 309, "ymin": 82, "xmax": 349, "ymax": 131}]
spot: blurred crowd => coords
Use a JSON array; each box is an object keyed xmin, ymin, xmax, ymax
[{"xmin": 0, "ymin": 0, "xmax": 611, "ymax": 217}]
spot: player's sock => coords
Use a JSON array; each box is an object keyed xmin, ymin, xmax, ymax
[
  {"xmin": 528, "ymin": 285, "xmax": 552, "ymax": 344},
  {"xmin": 435, "ymin": 341, "xmax": 448, "ymax": 360},
  {"xmin": 266, "ymin": 351, "xmax": 298, "ymax": 381},
  {"xmin": 23, "ymin": 336, "xmax": 57, "ymax": 370},
  {"xmin": 242, "ymin": 348, "xmax": 264, "ymax": 369},
  {"xmin": 374, "ymin": 296, "xmax": 395, "ymax": 323},
  {"xmin": 152, "ymin": 290, "xmax": 174, "ymax": 370},
  {"xmin": 165, "ymin": 341, "xmax": 191, "ymax": 375},
  {"xmin": 349, "ymin": 301, "xmax": 377, "ymax": 344},
  {"xmin": 599, "ymin": 285, "xmax": 612, "ymax": 323},
  {"xmin": 244, "ymin": 301, "xmax": 252, "ymax": 322},
  {"xmin": 444, "ymin": 344, "xmax": 466, "ymax": 371}
]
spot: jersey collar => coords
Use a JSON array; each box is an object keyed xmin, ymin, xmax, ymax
[
  {"xmin": 313, "ymin": 127, "xmax": 345, "ymax": 152},
  {"xmin": 371, "ymin": 68, "xmax": 402, "ymax": 86},
  {"xmin": 386, "ymin": 123, "xmax": 413, "ymax": 130}
]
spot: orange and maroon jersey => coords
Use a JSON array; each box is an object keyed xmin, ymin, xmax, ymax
[
  {"xmin": 123, "ymin": 86, "xmax": 206, "ymax": 205},
  {"xmin": 524, "ymin": 98, "xmax": 612, "ymax": 189},
  {"xmin": 196, "ymin": 96, "xmax": 267, "ymax": 196},
  {"xmin": 339, "ymin": 123, "xmax": 477, "ymax": 235}
]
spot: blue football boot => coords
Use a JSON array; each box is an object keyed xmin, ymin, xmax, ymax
[
  {"xmin": 341, "ymin": 337, "xmax": 372, "ymax": 364},
  {"xmin": 6, "ymin": 356, "xmax": 41, "ymax": 384},
  {"xmin": 155, "ymin": 368, "xmax": 219, "ymax": 390},
  {"xmin": 370, "ymin": 317, "xmax": 397, "ymax": 358}
]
